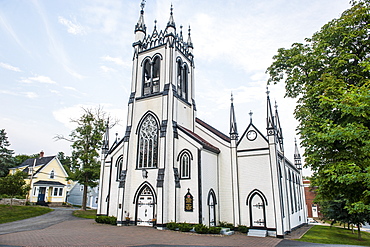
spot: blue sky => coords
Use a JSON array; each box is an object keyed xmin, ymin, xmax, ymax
[{"xmin": 0, "ymin": 0, "xmax": 350, "ymax": 175}]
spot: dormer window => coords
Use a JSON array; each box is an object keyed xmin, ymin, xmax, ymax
[
  {"xmin": 143, "ymin": 56, "xmax": 160, "ymax": 96},
  {"xmin": 177, "ymin": 59, "xmax": 188, "ymax": 101},
  {"xmin": 50, "ymin": 169, "xmax": 55, "ymax": 179}
]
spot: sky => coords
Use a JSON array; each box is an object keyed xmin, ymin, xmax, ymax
[{"xmin": 0, "ymin": 0, "xmax": 351, "ymax": 176}]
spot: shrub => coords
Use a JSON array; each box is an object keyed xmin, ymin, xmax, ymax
[
  {"xmin": 95, "ymin": 215, "xmax": 117, "ymax": 225},
  {"xmin": 178, "ymin": 222, "xmax": 193, "ymax": 232},
  {"xmin": 237, "ymin": 225, "xmax": 248, "ymax": 233},
  {"xmin": 209, "ymin": 226, "xmax": 221, "ymax": 234},
  {"xmin": 218, "ymin": 221, "xmax": 235, "ymax": 230},
  {"xmin": 166, "ymin": 222, "xmax": 179, "ymax": 230},
  {"xmin": 194, "ymin": 224, "xmax": 209, "ymax": 234}
]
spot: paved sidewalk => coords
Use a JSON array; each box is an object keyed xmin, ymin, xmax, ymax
[{"xmin": 0, "ymin": 208, "xmax": 364, "ymax": 247}]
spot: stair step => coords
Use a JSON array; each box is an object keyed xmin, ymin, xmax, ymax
[{"xmin": 247, "ymin": 229, "xmax": 267, "ymax": 237}]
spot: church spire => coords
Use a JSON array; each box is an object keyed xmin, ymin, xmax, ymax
[
  {"xmin": 135, "ymin": 0, "xmax": 146, "ymax": 39},
  {"xmin": 167, "ymin": 4, "xmax": 176, "ymax": 29},
  {"xmin": 294, "ymin": 138, "xmax": 302, "ymax": 170},
  {"xmin": 266, "ymin": 87, "xmax": 275, "ymax": 134},
  {"xmin": 274, "ymin": 101, "xmax": 284, "ymax": 151},
  {"xmin": 230, "ymin": 93, "xmax": 238, "ymax": 140},
  {"xmin": 187, "ymin": 25, "xmax": 193, "ymax": 49}
]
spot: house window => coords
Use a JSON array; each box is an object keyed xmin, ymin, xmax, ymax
[
  {"xmin": 54, "ymin": 188, "xmax": 58, "ymax": 196},
  {"xmin": 59, "ymin": 188, "xmax": 63, "ymax": 196},
  {"xmin": 50, "ymin": 170, "xmax": 55, "ymax": 179},
  {"xmin": 177, "ymin": 59, "xmax": 188, "ymax": 101},
  {"xmin": 138, "ymin": 114, "xmax": 159, "ymax": 169},
  {"xmin": 142, "ymin": 57, "xmax": 160, "ymax": 96},
  {"xmin": 180, "ymin": 152, "xmax": 191, "ymax": 179},
  {"xmin": 116, "ymin": 155, "xmax": 123, "ymax": 181}
]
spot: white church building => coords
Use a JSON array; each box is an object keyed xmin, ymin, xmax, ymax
[{"xmin": 97, "ymin": 3, "xmax": 307, "ymax": 238}]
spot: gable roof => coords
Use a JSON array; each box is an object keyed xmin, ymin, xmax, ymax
[
  {"xmin": 195, "ymin": 118, "xmax": 230, "ymax": 143},
  {"xmin": 12, "ymin": 156, "xmax": 56, "ymax": 175},
  {"xmin": 33, "ymin": 180, "xmax": 66, "ymax": 186},
  {"xmin": 178, "ymin": 125, "xmax": 220, "ymax": 154}
]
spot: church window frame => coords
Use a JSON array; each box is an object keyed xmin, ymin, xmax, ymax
[
  {"xmin": 116, "ymin": 155, "xmax": 123, "ymax": 181},
  {"xmin": 142, "ymin": 55, "xmax": 161, "ymax": 96},
  {"xmin": 177, "ymin": 149, "xmax": 193, "ymax": 179},
  {"xmin": 176, "ymin": 57, "xmax": 189, "ymax": 101},
  {"xmin": 137, "ymin": 113, "xmax": 159, "ymax": 169}
]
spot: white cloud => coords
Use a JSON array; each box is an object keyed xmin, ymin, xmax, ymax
[
  {"xmin": 0, "ymin": 90, "xmax": 38, "ymax": 99},
  {"xmin": 58, "ymin": 16, "xmax": 86, "ymax": 35},
  {"xmin": 64, "ymin": 86, "xmax": 78, "ymax": 91},
  {"xmin": 101, "ymin": 56, "xmax": 129, "ymax": 68},
  {"xmin": 100, "ymin": 65, "xmax": 116, "ymax": 73},
  {"xmin": 53, "ymin": 103, "xmax": 125, "ymax": 130},
  {"xmin": 24, "ymin": 92, "xmax": 38, "ymax": 99},
  {"xmin": 0, "ymin": 62, "xmax": 21, "ymax": 72},
  {"xmin": 20, "ymin": 75, "xmax": 57, "ymax": 84}
]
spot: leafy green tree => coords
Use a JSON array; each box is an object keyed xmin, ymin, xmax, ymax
[
  {"xmin": 56, "ymin": 107, "xmax": 108, "ymax": 210},
  {"xmin": 0, "ymin": 171, "xmax": 30, "ymax": 206},
  {"xmin": 57, "ymin": 152, "xmax": 72, "ymax": 176},
  {"xmin": 0, "ymin": 129, "xmax": 15, "ymax": 177},
  {"xmin": 14, "ymin": 154, "xmax": 39, "ymax": 166},
  {"xmin": 266, "ymin": 0, "xmax": 370, "ymax": 239}
]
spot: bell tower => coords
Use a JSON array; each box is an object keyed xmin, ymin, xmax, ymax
[{"xmin": 118, "ymin": 2, "xmax": 196, "ymax": 226}]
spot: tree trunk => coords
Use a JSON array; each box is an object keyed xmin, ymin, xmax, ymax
[
  {"xmin": 357, "ymin": 224, "xmax": 361, "ymax": 240},
  {"xmin": 82, "ymin": 183, "xmax": 88, "ymax": 211}
]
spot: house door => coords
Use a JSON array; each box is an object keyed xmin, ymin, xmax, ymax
[
  {"xmin": 136, "ymin": 186, "xmax": 155, "ymax": 226},
  {"xmin": 38, "ymin": 187, "xmax": 46, "ymax": 202},
  {"xmin": 250, "ymin": 194, "xmax": 266, "ymax": 228}
]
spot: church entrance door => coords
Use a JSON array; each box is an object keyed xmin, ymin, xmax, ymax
[
  {"xmin": 250, "ymin": 194, "xmax": 266, "ymax": 228},
  {"xmin": 136, "ymin": 186, "xmax": 155, "ymax": 226}
]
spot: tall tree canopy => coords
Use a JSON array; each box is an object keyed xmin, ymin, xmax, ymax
[
  {"xmin": 266, "ymin": 0, "xmax": 370, "ymax": 237},
  {"xmin": 0, "ymin": 129, "xmax": 15, "ymax": 177},
  {"xmin": 56, "ymin": 107, "xmax": 108, "ymax": 210}
]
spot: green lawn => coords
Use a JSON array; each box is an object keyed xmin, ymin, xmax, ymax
[
  {"xmin": 72, "ymin": 209, "xmax": 97, "ymax": 219},
  {"xmin": 0, "ymin": 205, "xmax": 53, "ymax": 224},
  {"xmin": 298, "ymin": 225, "xmax": 370, "ymax": 246}
]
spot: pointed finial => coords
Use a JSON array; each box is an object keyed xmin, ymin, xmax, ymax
[
  {"xmin": 187, "ymin": 25, "xmax": 193, "ymax": 48},
  {"xmin": 154, "ymin": 20, "xmax": 157, "ymax": 29},
  {"xmin": 188, "ymin": 25, "xmax": 191, "ymax": 36},
  {"xmin": 140, "ymin": 0, "xmax": 146, "ymax": 10},
  {"xmin": 167, "ymin": 3, "xmax": 176, "ymax": 28},
  {"xmin": 266, "ymin": 86, "xmax": 270, "ymax": 96},
  {"xmin": 231, "ymin": 92, "xmax": 234, "ymax": 102},
  {"xmin": 275, "ymin": 100, "xmax": 278, "ymax": 110},
  {"xmin": 115, "ymin": 132, "xmax": 118, "ymax": 143},
  {"xmin": 249, "ymin": 110, "xmax": 253, "ymax": 123}
]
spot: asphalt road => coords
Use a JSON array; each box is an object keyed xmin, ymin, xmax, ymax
[{"xmin": 0, "ymin": 207, "xmax": 77, "ymax": 235}]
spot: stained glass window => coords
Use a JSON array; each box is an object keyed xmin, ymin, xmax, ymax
[{"xmin": 138, "ymin": 114, "xmax": 158, "ymax": 168}]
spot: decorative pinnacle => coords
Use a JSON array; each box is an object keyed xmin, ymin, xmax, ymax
[
  {"xmin": 154, "ymin": 20, "xmax": 157, "ymax": 29},
  {"xmin": 266, "ymin": 86, "xmax": 270, "ymax": 96},
  {"xmin": 140, "ymin": 0, "xmax": 146, "ymax": 10},
  {"xmin": 231, "ymin": 92, "xmax": 234, "ymax": 102},
  {"xmin": 275, "ymin": 100, "xmax": 278, "ymax": 110},
  {"xmin": 188, "ymin": 25, "xmax": 191, "ymax": 36},
  {"xmin": 249, "ymin": 110, "xmax": 253, "ymax": 123},
  {"xmin": 170, "ymin": 3, "xmax": 173, "ymax": 15}
]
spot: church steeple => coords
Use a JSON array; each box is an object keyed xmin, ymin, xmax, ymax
[
  {"xmin": 294, "ymin": 138, "xmax": 302, "ymax": 170},
  {"xmin": 274, "ymin": 101, "xmax": 284, "ymax": 151},
  {"xmin": 166, "ymin": 4, "xmax": 176, "ymax": 35},
  {"xmin": 135, "ymin": 0, "xmax": 146, "ymax": 41},
  {"xmin": 266, "ymin": 87, "xmax": 275, "ymax": 134},
  {"xmin": 230, "ymin": 93, "xmax": 238, "ymax": 140},
  {"xmin": 187, "ymin": 26, "xmax": 193, "ymax": 49}
]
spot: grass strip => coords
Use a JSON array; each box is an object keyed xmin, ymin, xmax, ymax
[
  {"xmin": 0, "ymin": 205, "xmax": 53, "ymax": 224},
  {"xmin": 298, "ymin": 225, "xmax": 370, "ymax": 246},
  {"xmin": 72, "ymin": 209, "xmax": 97, "ymax": 219}
]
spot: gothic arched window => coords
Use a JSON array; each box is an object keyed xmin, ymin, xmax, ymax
[
  {"xmin": 116, "ymin": 155, "xmax": 123, "ymax": 181},
  {"xmin": 142, "ymin": 57, "xmax": 160, "ymax": 96},
  {"xmin": 177, "ymin": 58, "xmax": 188, "ymax": 101},
  {"xmin": 138, "ymin": 114, "xmax": 159, "ymax": 169},
  {"xmin": 180, "ymin": 152, "xmax": 191, "ymax": 179}
]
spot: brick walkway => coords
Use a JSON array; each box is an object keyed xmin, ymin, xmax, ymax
[{"xmin": 1, "ymin": 219, "xmax": 283, "ymax": 247}]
